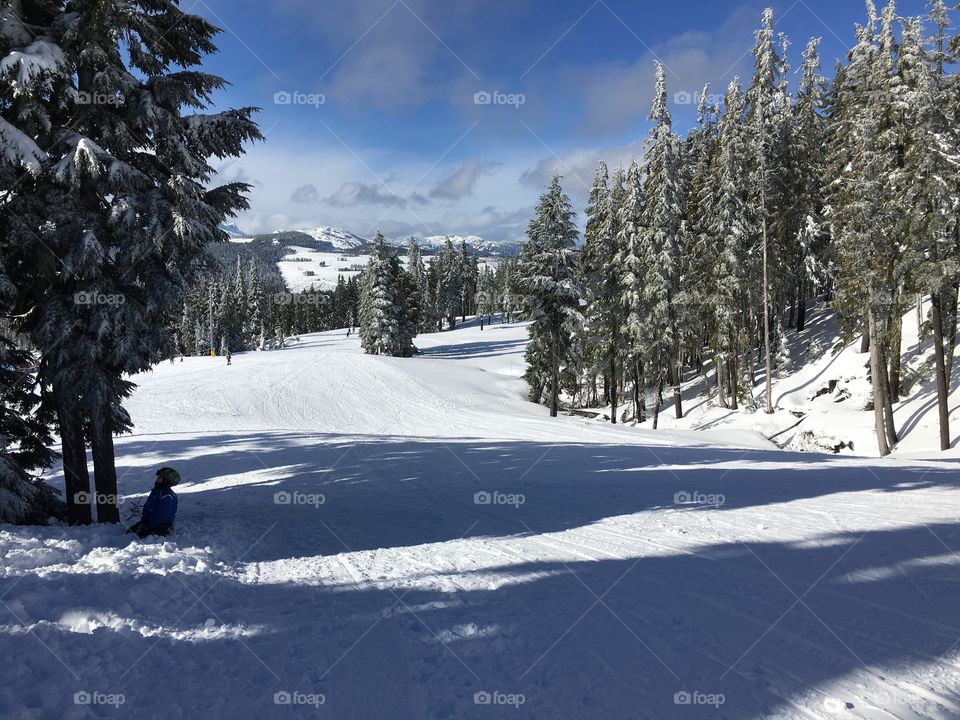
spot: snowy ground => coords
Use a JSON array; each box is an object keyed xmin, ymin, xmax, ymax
[
  {"xmin": 2, "ymin": 321, "xmax": 960, "ymax": 719},
  {"xmin": 277, "ymin": 245, "xmax": 498, "ymax": 292},
  {"xmin": 605, "ymin": 300, "xmax": 960, "ymax": 459}
]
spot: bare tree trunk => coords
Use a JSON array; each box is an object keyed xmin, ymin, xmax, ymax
[
  {"xmin": 868, "ymin": 310, "xmax": 891, "ymax": 457},
  {"xmin": 652, "ymin": 376, "xmax": 664, "ymax": 430},
  {"xmin": 716, "ymin": 353, "xmax": 729, "ymax": 409},
  {"xmin": 90, "ymin": 406, "xmax": 119, "ymax": 524},
  {"xmin": 550, "ymin": 338, "xmax": 559, "ymax": 418},
  {"xmin": 58, "ymin": 400, "xmax": 92, "ymax": 526},
  {"xmin": 888, "ymin": 303, "xmax": 903, "ymax": 403},
  {"xmin": 796, "ymin": 279, "xmax": 807, "ymax": 333},
  {"xmin": 729, "ymin": 334, "xmax": 739, "ymax": 411},
  {"xmin": 609, "ymin": 357, "xmax": 618, "ymax": 425},
  {"xmin": 673, "ymin": 351, "xmax": 683, "ymax": 419},
  {"xmin": 931, "ymin": 293, "xmax": 951, "ymax": 451},
  {"xmin": 761, "ymin": 197, "xmax": 773, "ymax": 414}
]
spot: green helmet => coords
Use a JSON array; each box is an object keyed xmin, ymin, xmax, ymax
[{"xmin": 156, "ymin": 467, "xmax": 180, "ymax": 487}]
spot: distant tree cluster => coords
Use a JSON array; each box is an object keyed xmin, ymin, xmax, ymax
[
  {"xmin": 521, "ymin": 3, "xmax": 960, "ymax": 455},
  {"xmin": 175, "ymin": 256, "xmax": 360, "ymax": 356}
]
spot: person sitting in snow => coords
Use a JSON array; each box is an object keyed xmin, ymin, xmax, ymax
[{"xmin": 126, "ymin": 467, "xmax": 179, "ymax": 538}]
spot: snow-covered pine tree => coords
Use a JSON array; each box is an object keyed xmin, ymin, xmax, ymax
[
  {"xmin": 581, "ymin": 160, "xmax": 622, "ymax": 420},
  {"xmin": 0, "ymin": 336, "xmax": 64, "ymax": 524},
  {"xmin": 0, "ymin": 0, "xmax": 261, "ymax": 521},
  {"xmin": 746, "ymin": 7, "xmax": 789, "ymax": 414},
  {"xmin": 521, "ymin": 173, "xmax": 582, "ymax": 417},
  {"xmin": 406, "ymin": 238, "xmax": 428, "ymax": 333},
  {"xmin": 247, "ymin": 258, "xmax": 266, "ymax": 344},
  {"xmin": 827, "ymin": 0, "xmax": 901, "ymax": 455},
  {"xmin": 680, "ymin": 86, "xmax": 720, "ymax": 397},
  {"xmin": 359, "ymin": 232, "xmax": 414, "ymax": 357},
  {"xmin": 436, "ymin": 238, "xmax": 462, "ymax": 329},
  {"xmin": 899, "ymin": 10, "xmax": 959, "ymax": 451},
  {"xmin": 702, "ymin": 79, "xmax": 753, "ymax": 411},
  {"xmin": 616, "ymin": 160, "xmax": 647, "ymax": 422},
  {"xmin": 639, "ymin": 61, "xmax": 684, "ymax": 426},
  {"xmin": 791, "ymin": 37, "xmax": 829, "ymax": 334}
]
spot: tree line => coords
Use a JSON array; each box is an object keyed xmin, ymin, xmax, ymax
[{"xmin": 520, "ymin": 2, "xmax": 959, "ymax": 456}]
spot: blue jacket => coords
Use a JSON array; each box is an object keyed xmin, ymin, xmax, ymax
[{"xmin": 141, "ymin": 487, "xmax": 178, "ymax": 528}]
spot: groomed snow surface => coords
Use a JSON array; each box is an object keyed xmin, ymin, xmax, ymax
[{"xmin": 2, "ymin": 319, "xmax": 960, "ymax": 719}]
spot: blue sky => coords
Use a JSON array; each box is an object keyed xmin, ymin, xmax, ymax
[{"xmin": 195, "ymin": 0, "xmax": 930, "ymax": 242}]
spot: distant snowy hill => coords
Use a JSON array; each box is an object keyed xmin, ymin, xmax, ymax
[
  {"xmin": 234, "ymin": 225, "xmax": 521, "ymax": 257},
  {"xmin": 218, "ymin": 221, "xmax": 247, "ymax": 237},
  {"xmin": 300, "ymin": 227, "xmax": 368, "ymax": 251}
]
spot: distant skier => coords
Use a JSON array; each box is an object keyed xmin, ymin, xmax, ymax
[
  {"xmin": 126, "ymin": 467, "xmax": 180, "ymax": 538},
  {"xmin": 346, "ymin": 327, "xmax": 352, "ymax": 337},
  {"xmin": 226, "ymin": 350, "xmax": 232, "ymax": 365}
]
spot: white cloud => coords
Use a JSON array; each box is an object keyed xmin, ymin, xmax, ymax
[{"xmin": 430, "ymin": 159, "xmax": 502, "ymax": 200}]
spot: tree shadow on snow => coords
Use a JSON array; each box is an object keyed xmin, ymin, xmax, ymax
[{"xmin": 2, "ymin": 519, "xmax": 959, "ymax": 719}]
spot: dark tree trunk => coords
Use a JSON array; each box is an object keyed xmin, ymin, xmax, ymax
[
  {"xmin": 609, "ymin": 357, "xmax": 618, "ymax": 425},
  {"xmin": 931, "ymin": 294, "xmax": 951, "ymax": 451},
  {"xmin": 549, "ymin": 337, "xmax": 559, "ymax": 418},
  {"xmin": 632, "ymin": 361, "xmax": 642, "ymax": 423},
  {"xmin": 652, "ymin": 376, "xmax": 664, "ymax": 430},
  {"xmin": 796, "ymin": 280, "xmax": 807, "ymax": 333},
  {"xmin": 868, "ymin": 310, "xmax": 890, "ymax": 456},
  {"xmin": 671, "ymin": 359, "xmax": 683, "ymax": 419},
  {"xmin": 90, "ymin": 406, "xmax": 120, "ymax": 523},
  {"xmin": 58, "ymin": 400, "xmax": 91, "ymax": 525},
  {"xmin": 860, "ymin": 310, "xmax": 871, "ymax": 354},
  {"xmin": 888, "ymin": 304, "xmax": 903, "ymax": 403}
]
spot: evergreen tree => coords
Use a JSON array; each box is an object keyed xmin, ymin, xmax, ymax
[
  {"xmin": 640, "ymin": 61, "xmax": 685, "ymax": 426},
  {"xmin": 0, "ymin": 0, "xmax": 261, "ymax": 521},
  {"xmin": 581, "ymin": 161, "xmax": 622, "ymax": 420},
  {"xmin": 358, "ymin": 232, "xmax": 414, "ymax": 357},
  {"xmin": 521, "ymin": 173, "xmax": 582, "ymax": 417},
  {"xmin": 616, "ymin": 160, "xmax": 647, "ymax": 421}
]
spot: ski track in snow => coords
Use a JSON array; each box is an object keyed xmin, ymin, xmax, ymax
[{"xmin": 1, "ymin": 321, "xmax": 959, "ymax": 719}]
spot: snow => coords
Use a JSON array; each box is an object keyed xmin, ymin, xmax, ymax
[
  {"xmin": 2, "ymin": 320, "xmax": 959, "ymax": 719},
  {"xmin": 277, "ymin": 245, "xmax": 498, "ymax": 292},
  {"xmin": 616, "ymin": 299, "xmax": 960, "ymax": 458}
]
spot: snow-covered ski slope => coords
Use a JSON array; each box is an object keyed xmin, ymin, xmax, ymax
[{"xmin": 2, "ymin": 321, "xmax": 960, "ymax": 719}]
